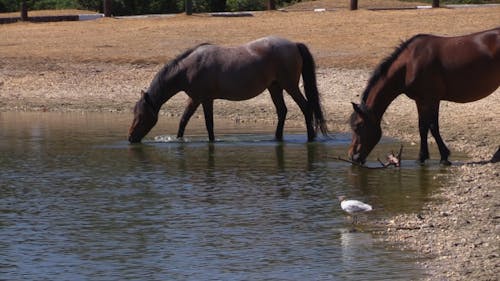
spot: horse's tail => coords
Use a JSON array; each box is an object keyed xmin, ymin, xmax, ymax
[{"xmin": 296, "ymin": 42, "xmax": 328, "ymax": 136}]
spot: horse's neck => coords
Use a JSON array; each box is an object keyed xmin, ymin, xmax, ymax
[
  {"xmin": 147, "ymin": 68, "xmax": 186, "ymax": 110},
  {"xmin": 364, "ymin": 69, "xmax": 405, "ymax": 122}
]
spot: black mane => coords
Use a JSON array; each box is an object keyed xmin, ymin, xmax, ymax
[
  {"xmin": 151, "ymin": 42, "xmax": 211, "ymax": 88},
  {"xmin": 146, "ymin": 43, "xmax": 211, "ymax": 102},
  {"xmin": 360, "ymin": 34, "xmax": 427, "ymax": 103}
]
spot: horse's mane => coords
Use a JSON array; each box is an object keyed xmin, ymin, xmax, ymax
[
  {"xmin": 360, "ymin": 34, "xmax": 427, "ymax": 103},
  {"xmin": 147, "ymin": 43, "xmax": 211, "ymax": 96},
  {"xmin": 153, "ymin": 43, "xmax": 211, "ymax": 85}
]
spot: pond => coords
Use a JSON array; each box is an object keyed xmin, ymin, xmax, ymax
[{"xmin": 0, "ymin": 112, "xmax": 457, "ymax": 280}]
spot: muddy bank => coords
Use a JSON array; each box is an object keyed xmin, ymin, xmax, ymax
[{"xmin": 0, "ymin": 59, "xmax": 498, "ymax": 280}]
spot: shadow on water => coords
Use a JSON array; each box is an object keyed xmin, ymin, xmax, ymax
[{"xmin": 0, "ymin": 112, "xmax": 467, "ymax": 280}]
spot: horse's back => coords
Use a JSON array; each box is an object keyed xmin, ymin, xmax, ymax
[
  {"xmin": 182, "ymin": 36, "xmax": 303, "ymax": 101},
  {"xmin": 438, "ymin": 27, "xmax": 500, "ymax": 69},
  {"xmin": 407, "ymin": 27, "xmax": 500, "ymax": 103},
  {"xmin": 245, "ymin": 36, "xmax": 303, "ymax": 69},
  {"xmin": 248, "ymin": 36, "xmax": 304, "ymax": 85}
]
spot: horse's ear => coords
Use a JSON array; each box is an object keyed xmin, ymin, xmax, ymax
[
  {"xmin": 352, "ymin": 102, "xmax": 368, "ymax": 120},
  {"xmin": 141, "ymin": 90, "xmax": 152, "ymax": 105},
  {"xmin": 352, "ymin": 102, "xmax": 363, "ymax": 114}
]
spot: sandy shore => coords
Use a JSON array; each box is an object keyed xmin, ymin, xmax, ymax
[{"xmin": 1, "ymin": 54, "xmax": 499, "ymax": 280}]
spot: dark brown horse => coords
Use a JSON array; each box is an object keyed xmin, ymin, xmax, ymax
[
  {"xmin": 128, "ymin": 36, "xmax": 327, "ymax": 143},
  {"xmin": 349, "ymin": 27, "xmax": 499, "ymax": 165}
]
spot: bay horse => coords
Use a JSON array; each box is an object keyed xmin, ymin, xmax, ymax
[
  {"xmin": 349, "ymin": 27, "xmax": 500, "ymax": 165},
  {"xmin": 128, "ymin": 36, "xmax": 328, "ymax": 143}
]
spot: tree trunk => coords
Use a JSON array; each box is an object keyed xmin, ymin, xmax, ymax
[
  {"xmin": 267, "ymin": 0, "xmax": 276, "ymax": 10},
  {"xmin": 103, "ymin": 0, "xmax": 112, "ymax": 17},
  {"xmin": 185, "ymin": 0, "xmax": 193, "ymax": 15},
  {"xmin": 350, "ymin": 0, "xmax": 358, "ymax": 10},
  {"xmin": 20, "ymin": 0, "xmax": 28, "ymax": 21}
]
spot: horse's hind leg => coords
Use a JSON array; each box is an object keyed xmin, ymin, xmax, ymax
[
  {"xmin": 285, "ymin": 86, "xmax": 315, "ymax": 141},
  {"xmin": 178, "ymin": 98, "xmax": 200, "ymax": 139},
  {"xmin": 268, "ymin": 83, "xmax": 287, "ymax": 141},
  {"xmin": 202, "ymin": 100, "xmax": 215, "ymax": 142}
]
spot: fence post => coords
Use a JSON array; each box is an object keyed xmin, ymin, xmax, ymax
[
  {"xmin": 432, "ymin": 0, "xmax": 439, "ymax": 8},
  {"xmin": 20, "ymin": 0, "xmax": 28, "ymax": 21},
  {"xmin": 350, "ymin": 0, "xmax": 358, "ymax": 10}
]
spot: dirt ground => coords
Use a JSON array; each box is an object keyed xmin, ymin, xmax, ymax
[{"xmin": 0, "ymin": 2, "xmax": 499, "ymax": 280}]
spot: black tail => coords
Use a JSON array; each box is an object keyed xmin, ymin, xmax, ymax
[{"xmin": 296, "ymin": 42, "xmax": 328, "ymax": 136}]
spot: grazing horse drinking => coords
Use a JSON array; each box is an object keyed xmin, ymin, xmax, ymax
[
  {"xmin": 128, "ymin": 36, "xmax": 328, "ymax": 143},
  {"xmin": 349, "ymin": 27, "xmax": 500, "ymax": 165}
]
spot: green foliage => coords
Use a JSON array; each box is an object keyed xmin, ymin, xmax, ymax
[
  {"xmin": 441, "ymin": 0, "xmax": 500, "ymax": 3},
  {"xmin": 75, "ymin": 0, "xmax": 102, "ymax": 11},
  {"xmin": 2, "ymin": 0, "xmax": 498, "ymax": 14},
  {"xmin": 226, "ymin": 0, "xmax": 265, "ymax": 11},
  {"xmin": 32, "ymin": 0, "xmax": 78, "ymax": 9},
  {"xmin": 0, "ymin": 0, "xmax": 185, "ymax": 13},
  {"xmin": 0, "ymin": 0, "xmax": 77, "ymax": 12},
  {"xmin": 0, "ymin": 0, "xmax": 19, "ymax": 12},
  {"xmin": 400, "ymin": 0, "xmax": 499, "ymax": 3},
  {"xmin": 0, "ymin": 0, "xmax": 290, "ymax": 13},
  {"xmin": 77, "ymin": 0, "xmax": 185, "ymax": 15}
]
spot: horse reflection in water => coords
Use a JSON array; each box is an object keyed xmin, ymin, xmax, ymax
[
  {"xmin": 128, "ymin": 36, "xmax": 328, "ymax": 143},
  {"xmin": 349, "ymin": 27, "xmax": 500, "ymax": 165}
]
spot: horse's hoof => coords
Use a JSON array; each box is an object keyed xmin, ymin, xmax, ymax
[
  {"xmin": 418, "ymin": 155, "xmax": 429, "ymax": 165},
  {"xmin": 440, "ymin": 159, "xmax": 452, "ymax": 166}
]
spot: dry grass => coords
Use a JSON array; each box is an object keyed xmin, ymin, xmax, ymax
[{"xmin": 0, "ymin": 2, "xmax": 499, "ymax": 68}]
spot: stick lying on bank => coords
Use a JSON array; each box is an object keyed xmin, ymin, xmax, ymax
[{"xmin": 335, "ymin": 144, "xmax": 403, "ymax": 169}]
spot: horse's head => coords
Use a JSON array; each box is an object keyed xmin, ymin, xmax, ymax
[
  {"xmin": 128, "ymin": 91, "xmax": 158, "ymax": 143},
  {"xmin": 348, "ymin": 102, "xmax": 382, "ymax": 164}
]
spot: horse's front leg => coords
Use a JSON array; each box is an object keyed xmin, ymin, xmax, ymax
[
  {"xmin": 202, "ymin": 100, "xmax": 215, "ymax": 142},
  {"xmin": 268, "ymin": 83, "xmax": 287, "ymax": 141},
  {"xmin": 177, "ymin": 98, "xmax": 200, "ymax": 139},
  {"xmin": 417, "ymin": 102, "xmax": 431, "ymax": 164}
]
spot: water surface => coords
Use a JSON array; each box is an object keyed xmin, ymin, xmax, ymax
[{"xmin": 0, "ymin": 112, "xmax": 457, "ymax": 280}]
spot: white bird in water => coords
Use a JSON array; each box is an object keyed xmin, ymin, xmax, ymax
[{"xmin": 338, "ymin": 196, "xmax": 373, "ymax": 224}]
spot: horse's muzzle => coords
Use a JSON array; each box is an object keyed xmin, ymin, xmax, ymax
[{"xmin": 128, "ymin": 135, "xmax": 141, "ymax": 143}]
